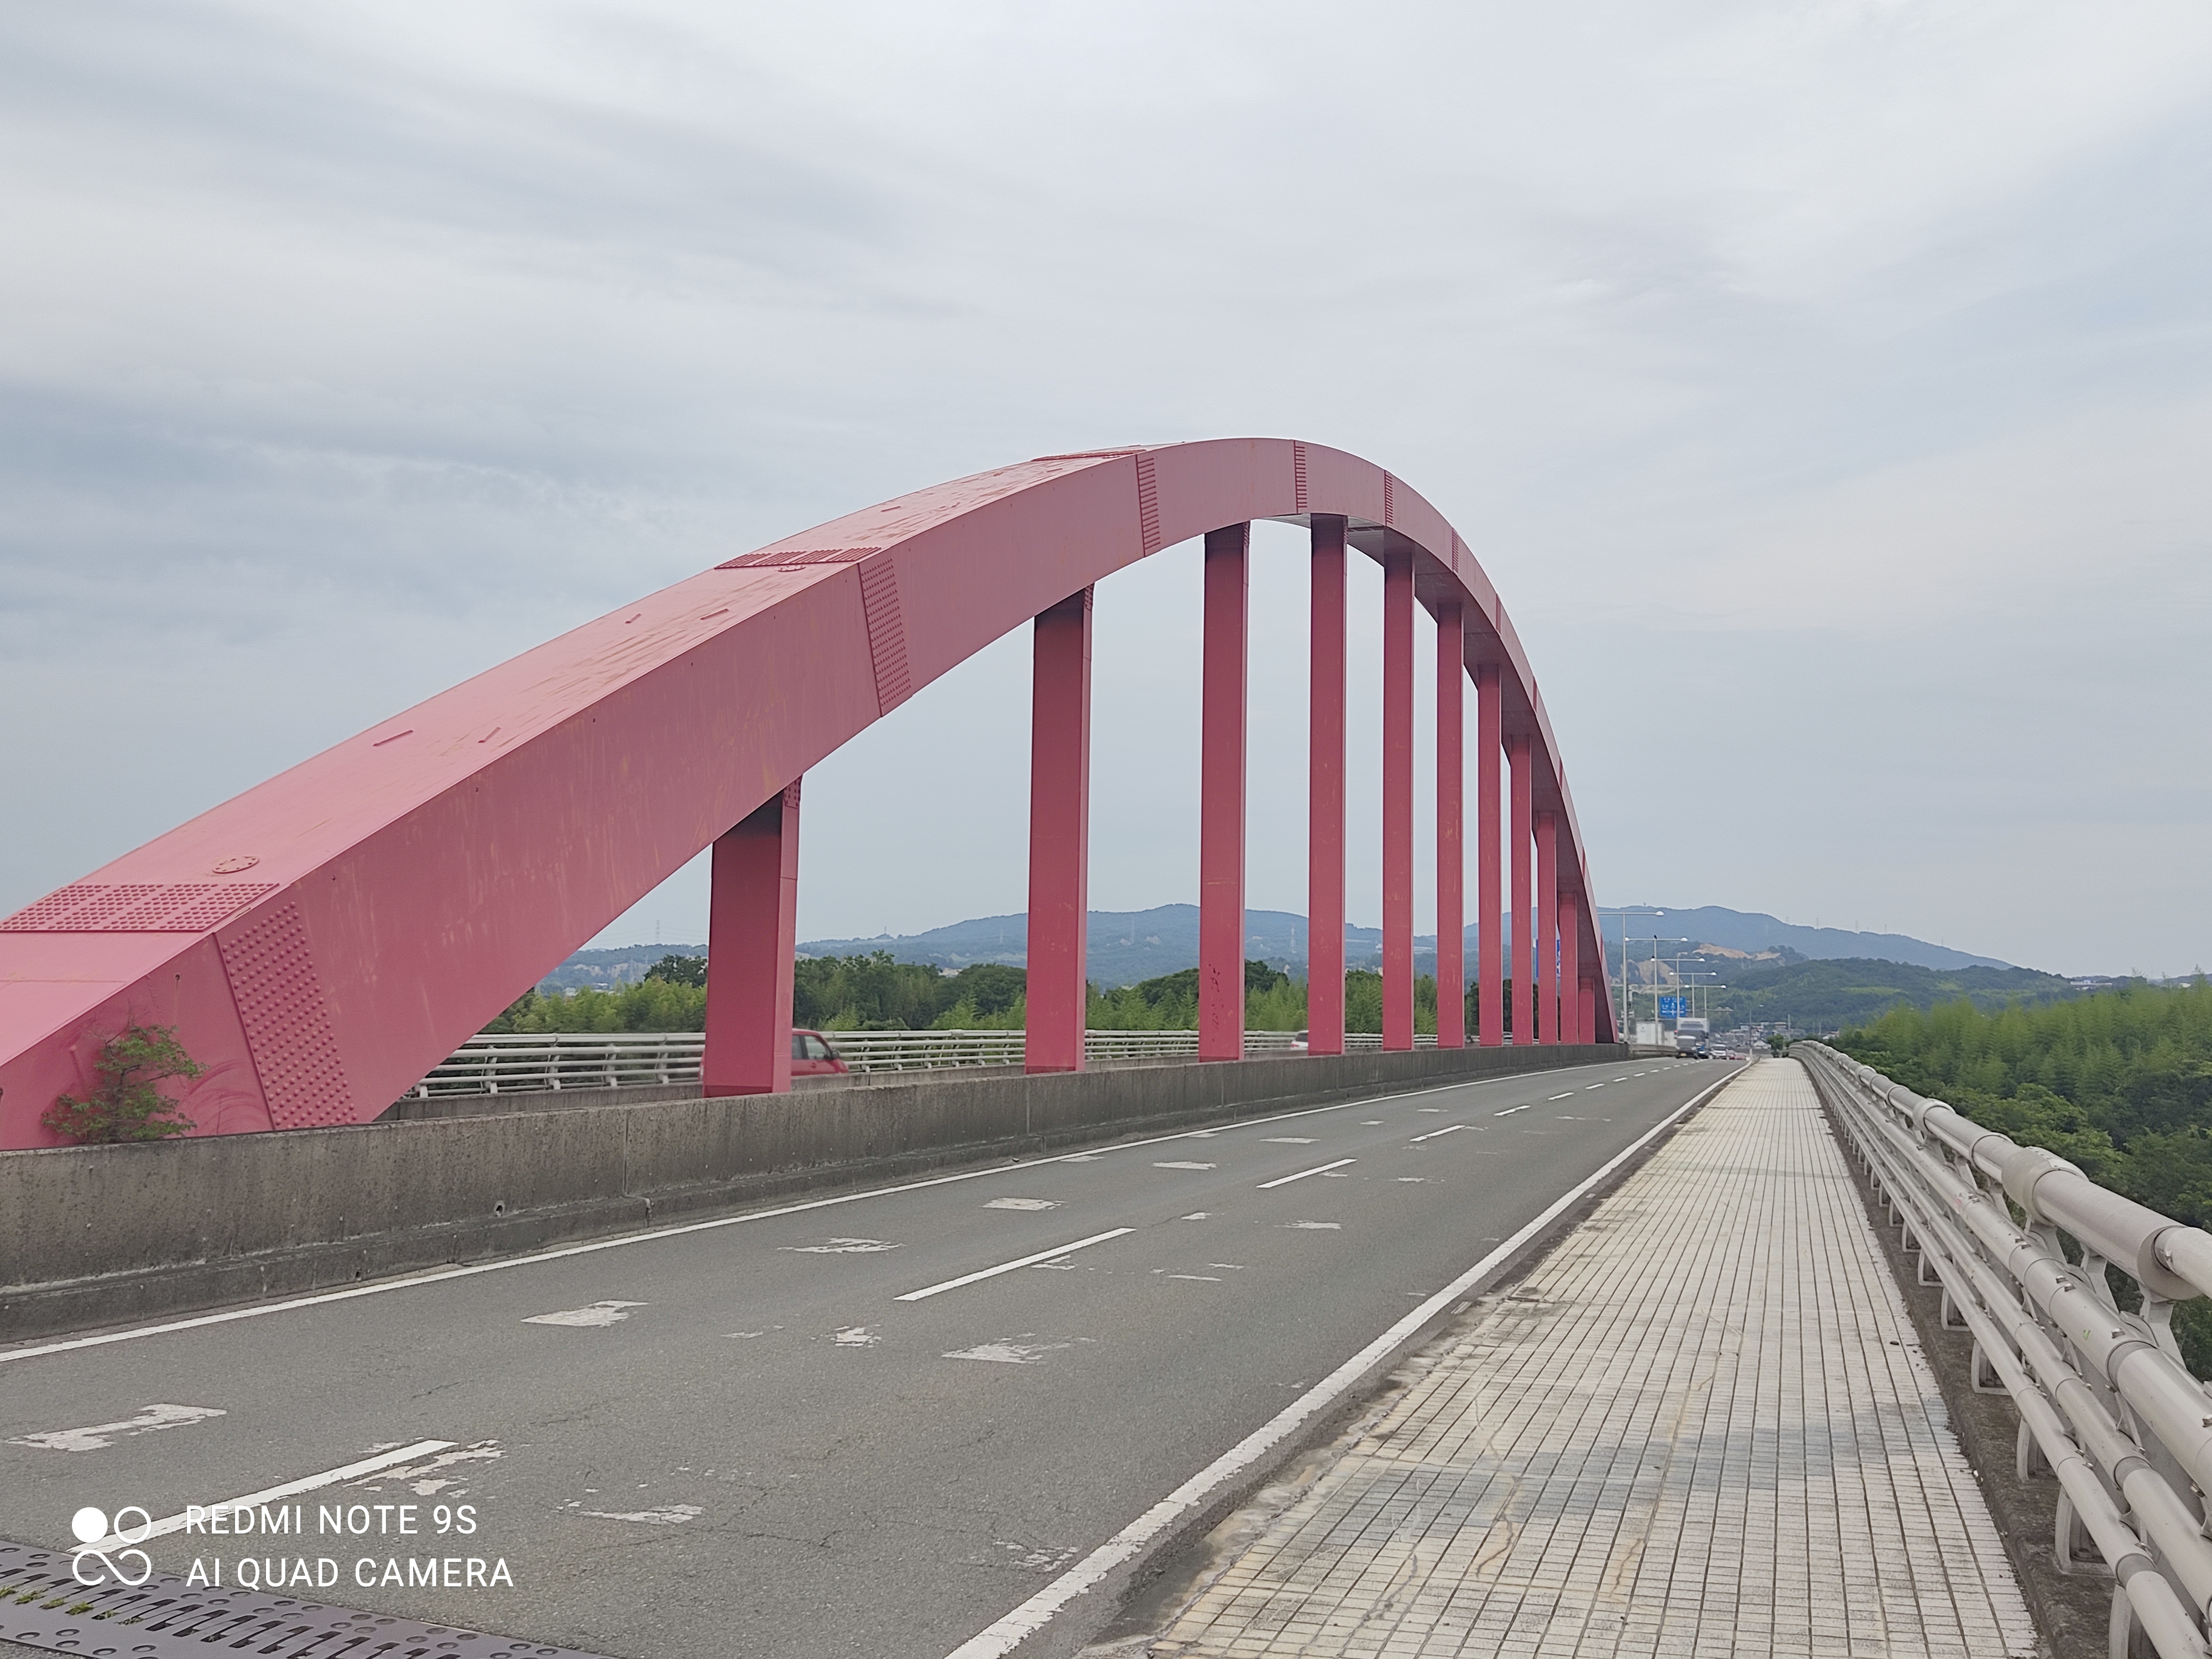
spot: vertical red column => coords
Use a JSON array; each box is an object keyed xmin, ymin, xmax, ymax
[
  {"xmin": 1307, "ymin": 518, "xmax": 1347, "ymax": 1057},
  {"xmin": 1434, "ymin": 604, "xmax": 1465, "ymax": 1047},
  {"xmin": 1200, "ymin": 524, "xmax": 1249, "ymax": 1063},
  {"xmin": 702, "ymin": 781, "xmax": 800, "ymax": 1097},
  {"xmin": 1476, "ymin": 665, "xmax": 1503, "ymax": 1047},
  {"xmin": 1536, "ymin": 810, "xmax": 1558, "ymax": 1044},
  {"xmin": 1580, "ymin": 980, "xmax": 1597, "ymax": 1045},
  {"xmin": 1381, "ymin": 551, "xmax": 1415, "ymax": 1051},
  {"xmin": 1025, "ymin": 589, "xmax": 1092, "ymax": 1074},
  {"xmin": 1558, "ymin": 890, "xmax": 1581, "ymax": 1050},
  {"xmin": 1509, "ymin": 736, "xmax": 1533, "ymax": 1045}
]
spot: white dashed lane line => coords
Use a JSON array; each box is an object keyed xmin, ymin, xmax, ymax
[
  {"xmin": 1256, "ymin": 1159, "xmax": 1357, "ymax": 1190},
  {"xmin": 2, "ymin": 1063, "xmax": 1627, "ymax": 1371},
  {"xmin": 945, "ymin": 1338, "xmax": 1072, "ymax": 1364},
  {"xmin": 938, "ymin": 1064, "xmax": 1745, "ymax": 1659},
  {"xmin": 1548, "ymin": 1093, "xmax": 1574, "ymax": 1100},
  {"xmin": 1494, "ymin": 1103, "xmax": 1535, "ymax": 1118},
  {"xmin": 523, "ymin": 1300, "xmax": 645, "ymax": 1327},
  {"xmin": 894, "ymin": 1229, "xmax": 1135, "ymax": 1303},
  {"xmin": 1407, "ymin": 1125, "xmax": 1465, "ymax": 1143},
  {"xmin": 7, "ymin": 1404, "xmax": 226, "ymax": 1452},
  {"xmin": 85, "ymin": 1440, "xmax": 458, "ymax": 1550}
]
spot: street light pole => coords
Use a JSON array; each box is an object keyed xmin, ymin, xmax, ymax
[
  {"xmin": 1677, "ymin": 969, "xmax": 1725, "ymax": 1022},
  {"xmin": 1597, "ymin": 907, "xmax": 1663, "ymax": 1043},
  {"xmin": 1641, "ymin": 938, "xmax": 1689, "ymax": 1033}
]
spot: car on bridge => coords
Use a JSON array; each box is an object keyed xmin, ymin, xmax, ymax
[{"xmin": 791, "ymin": 1029, "xmax": 849, "ymax": 1076}]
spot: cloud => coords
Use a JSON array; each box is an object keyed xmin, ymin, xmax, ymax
[{"xmin": 3, "ymin": 1, "xmax": 2210, "ymax": 974}]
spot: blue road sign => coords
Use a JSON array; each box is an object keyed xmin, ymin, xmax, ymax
[{"xmin": 1658, "ymin": 995, "xmax": 1686, "ymax": 1019}]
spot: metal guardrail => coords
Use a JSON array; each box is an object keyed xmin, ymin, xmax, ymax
[
  {"xmin": 404, "ymin": 1027, "xmax": 1441, "ymax": 1098},
  {"xmin": 1800, "ymin": 1042, "xmax": 2212, "ymax": 1659},
  {"xmin": 409, "ymin": 1031, "xmax": 705, "ymax": 1096}
]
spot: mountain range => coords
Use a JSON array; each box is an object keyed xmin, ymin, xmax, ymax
[
  {"xmin": 542, "ymin": 903, "xmax": 2013, "ymax": 993},
  {"xmin": 1605, "ymin": 906, "xmax": 2008, "ymax": 972},
  {"xmin": 789, "ymin": 901, "xmax": 2013, "ymax": 987}
]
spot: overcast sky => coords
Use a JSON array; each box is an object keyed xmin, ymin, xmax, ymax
[{"xmin": 4, "ymin": 2, "xmax": 2209, "ymax": 977}]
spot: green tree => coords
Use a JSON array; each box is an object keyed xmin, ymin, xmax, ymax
[
  {"xmin": 1088, "ymin": 966, "xmax": 1199, "ymax": 1029},
  {"xmin": 1835, "ymin": 980, "xmax": 2212, "ymax": 1374},
  {"xmin": 41, "ymin": 1022, "xmax": 202, "ymax": 1143},
  {"xmin": 488, "ymin": 978, "xmax": 709, "ymax": 1033},
  {"xmin": 486, "ymin": 953, "xmax": 1526, "ymax": 1046},
  {"xmin": 926, "ymin": 963, "xmax": 1029, "ymax": 1031},
  {"xmin": 481, "ymin": 990, "xmax": 541, "ymax": 1033}
]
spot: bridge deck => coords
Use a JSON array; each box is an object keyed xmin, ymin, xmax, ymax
[{"xmin": 1147, "ymin": 1059, "xmax": 2037, "ymax": 1658}]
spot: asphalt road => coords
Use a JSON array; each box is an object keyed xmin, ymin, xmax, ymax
[{"xmin": 0, "ymin": 1057, "xmax": 1734, "ymax": 1659}]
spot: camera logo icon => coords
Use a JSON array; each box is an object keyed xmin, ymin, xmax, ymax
[{"xmin": 69, "ymin": 1505, "xmax": 154, "ymax": 1587}]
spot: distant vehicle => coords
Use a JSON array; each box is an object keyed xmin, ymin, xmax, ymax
[
  {"xmin": 1673, "ymin": 1018, "xmax": 1711, "ymax": 1058},
  {"xmin": 791, "ymin": 1029, "xmax": 849, "ymax": 1076}
]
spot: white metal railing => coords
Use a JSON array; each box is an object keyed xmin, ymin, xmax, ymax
[
  {"xmin": 1800, "ymin": 1042, "xmax": 2212, "ymax": 1659},
  {"xmin": 404, "ymin": 1027, "xmax": 1421, "ymax": 1097},
  {"xmin": 406, "ymin": 1031, "xmax": 702, "ymax": 1095}
]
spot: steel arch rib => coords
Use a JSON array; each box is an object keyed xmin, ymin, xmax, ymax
[{"xmin": 0, "ymin": 439, "xmax": 1613, "ymax": 1147}]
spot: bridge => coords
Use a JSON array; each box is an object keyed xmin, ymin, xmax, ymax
[
  {"xmin": 0, "ymin": 439, "xmax": 1609, "ymax": 1148},
  {"xmin": 0, "ymin": 443, "xmax": 2192, "ymax": 1659}
]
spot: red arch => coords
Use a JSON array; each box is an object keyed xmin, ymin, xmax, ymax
[{"xmin": 0, "ymin": 439, "xmax": 1613, "ymax": 1147}]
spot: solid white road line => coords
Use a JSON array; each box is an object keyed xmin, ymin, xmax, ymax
[
  {"xmin": 1407, "ymin": 1125, "xmax": 1465, "ymax": 1143},
  {"xmin": 894, "ymin": 1229, "xmax": 1135, "ymax": 1302},
  {"xmin": 92, "ymin": 1439, "xmax": 457, "ymax": 1550},
  {"xmin": 2, "ymin": 1061, "xmax": 1632, "ymax": 1368},
  {"xmin": 1256, "ymin": 1158, "xmax": 1356, "ymax": 1190},
  {"xmin": 938, "ymin": 1063, "xmax": 1745, "ymax": 1659}
]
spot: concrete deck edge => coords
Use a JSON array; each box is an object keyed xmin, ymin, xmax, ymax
[{"xmin": 1802, "ymin": 1053, "xmax": 2100, "ymax": 1659}]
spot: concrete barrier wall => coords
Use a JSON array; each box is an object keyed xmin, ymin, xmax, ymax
[{"xmin": 1, "ymin": 1044, "xmax": 1616, "ymax": 1339}]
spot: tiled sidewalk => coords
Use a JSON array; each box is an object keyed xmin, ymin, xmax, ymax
[{"xmin": 1144, "ymin": 1060, "xmax": 2037, "ymax": 1658}]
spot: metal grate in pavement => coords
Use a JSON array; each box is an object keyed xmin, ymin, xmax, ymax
[{"xmin": 0, "ymin": 1541, "xmax": 619, "ymax": 1659}]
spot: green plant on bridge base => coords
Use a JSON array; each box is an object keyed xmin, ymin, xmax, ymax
[{"xmin": 40, "ymin": 1022, "xmax": 202, "ymax": 1143}]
